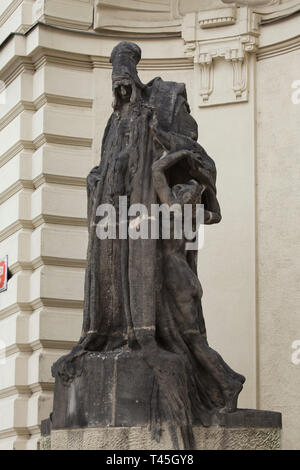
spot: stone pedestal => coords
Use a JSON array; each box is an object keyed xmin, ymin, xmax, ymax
[
  {"xmin": 51, "ymin": 349, "xmax": 155, "ymax": 430},
  {"xmin": 40, "ymin": 420, "xmax": 281, "ymax": 450},
  {"xmin": 46, "ymin": 349, "xmax": 282, "ymax": 450}
]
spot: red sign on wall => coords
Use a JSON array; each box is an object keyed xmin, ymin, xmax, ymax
[{"xmin": 0, "ymin": 256, "xmax": 8, "ymax": 293}]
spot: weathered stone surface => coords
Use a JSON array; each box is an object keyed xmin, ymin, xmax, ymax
[
  {"xmin": 51, "ymin": 349, "xmax": 154, "ymax": 430},
  {"xmin": 51, "ymin": 349, "xmax": 282, "ymax": 434},
  {"xmin": 39, "ymin": 436, "xmax": 51, "ymax": 451},
  {"xmin": 45, "ymin": 424, "xmax": 281, "ymax": 450}
]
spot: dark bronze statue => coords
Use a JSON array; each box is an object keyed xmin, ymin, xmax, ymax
[{"xmin": 51, "ymin": 42, "xmax": 245, "ymax": 449}]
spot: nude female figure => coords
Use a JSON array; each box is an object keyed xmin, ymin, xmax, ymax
[{"xmin": 152, "ymin": 150, "xmax": 245, "ymax": 412}]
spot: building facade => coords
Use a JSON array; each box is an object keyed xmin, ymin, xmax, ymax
[{"xmin": 0, "ymin": 0, "xmax": 299, "ymax": 450}]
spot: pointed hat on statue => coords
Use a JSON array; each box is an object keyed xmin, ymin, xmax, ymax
[{"xmin": 110, "ymin": 41, "xmax": 145, "ymax": 89}]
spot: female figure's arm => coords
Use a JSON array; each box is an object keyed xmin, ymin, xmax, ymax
[{"xmin": 152, "ymin": 150, "xmax": 191, "ymax": 206}]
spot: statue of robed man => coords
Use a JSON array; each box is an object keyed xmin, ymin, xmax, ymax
[{"xmin": 53, "ymin": 42, "xmax": 245, "ymax": 450}]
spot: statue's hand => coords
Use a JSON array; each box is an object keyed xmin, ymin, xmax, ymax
[{"xmin": 151, "ymin": 151, "xmax": 168, "ymax": 172}]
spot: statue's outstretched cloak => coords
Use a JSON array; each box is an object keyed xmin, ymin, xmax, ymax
[{"xmin": 80, "ymin": 78, "xmax": 243, "ymax": 447}]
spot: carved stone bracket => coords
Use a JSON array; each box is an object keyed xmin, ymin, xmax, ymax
[
  {"xmin": 198, "ymin": 54, "xmax": 214, "ymax": 103},
  {"xmin": 231, "ymin": 56, "xmax": 247, "ymax": 99},
  {"xmin": 183, "ymin": 6, "xmax": 260, "ymax": 107},
  {"xmin": 221, "ymin": 1, "xmax": 300, "ymax": 24},
  {"xmin": 194, "ymin": 48, "xmax": 247, "ymax": 103}
]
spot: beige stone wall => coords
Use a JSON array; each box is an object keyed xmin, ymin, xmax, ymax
[
  {"xmin": 256, "ymin": 42, "xmax": 300, "ymax": 449},
  {"xmin": 0, "ymin": 0, "xmax": 299, "ymax": 450}
]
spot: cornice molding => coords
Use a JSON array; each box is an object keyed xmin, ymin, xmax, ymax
[
  {"xmin": 0, "ymin": 220, "xmax": 33, "ymax": 244},
  {"xmin": 0, "ymin": 93, "xmax": 92, "ymax": 136},
  {"xmin": 222, "ymin": 0, "xmax": 300, "ymax": 23},
  {"xmin": 36, "ymin": 133, "xmax": 93, "ymax": 148},
  {"xmin": 0, "ymin": 427, "xmax": 30, "ymax": 439},
  {"xmin": 257, "ymin": 34, "xmax": 300, "ymax": 59},
  {"xmin": 7, "ymin": 261, "xmax": 33, "ymax": 275},
  {"xmin": 0, "ymin": 386, "xmax": 31, "ymax": 400},
  {"xmin": 32, "ymin": 214, "xmax": 87, "ymax": 230},
  {"xmin": 0, "ymin": 141, "xmax": 35, "ymax": 170},
  {"xmin": 0, "ymin": 135, "xmax": 92, "ymax": 178},
  {"xmin": 32, "ymin": 50, "xmax": 93, "ymax": 72},
  {"xmin": 33, "ymin": 173, "xmax": 87, "ymax": 190},
  {"xmin": 0, "ymin": 179, "xmax": 34, "ymax": 206},
  {"xmin": 4, "ymin": 345, "xmax": 32, "ymax": 358},
  {"xmin": 0, "ymin": 34, "xmax": 193, "ymax": 97},
  {"xmin": 94, "ymin": 0, "xmax": 183, "ymax": 35},
  {"xmin": 0, "ymin": 59, "xmax": 35, "ymax": 89},
  {"xmin": 33, "ymin": 13, "xmax": 92, "ymax": 31},
  {"xmin": 0, "ymin": 9, "xmax": 298, "ymax": 110},
  {"xmin": 31, "ymin": 256, "xmax": 86, "ymax": 270},
  {"xmin": 0, "ymin": 102, "xmax": 34, "ymax": 132},
  {"xmin": 0, "ymin": 304, "xmax": 20, "ymax": 322},
  {"xmin": 139, "ymin": 57, "xmax": 193, "ymax": 71},
  {"xmin": 29, "ymin": 383, "xmax": 54, "ymax": 394},
  {"xmin": 29, "ymin": 339, "xmax": 77, "ymax": 352},
  {"xmin": 33, "ymin": 0, "xmax": 94, "ymax": 31},
  {"xmin": 34, "ymin": 93, "xmax": 93, "ymax": 109},
  {"xmin": 256, "ymin": 1, "xmax": 300, "ymax": 23},
  {"xmin": 30, "ymin": 297, "xmax": 84, "ymax": 310},
  {"xmin": 222, "ymin": 0, "xmax": 278, "ymax": 5},
  {"xmin": 0, "ymin": 0, "xmax": 23, "ymax": 28}
]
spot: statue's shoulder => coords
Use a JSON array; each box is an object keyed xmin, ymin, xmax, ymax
[
  {"xmin": 146, "ymin": 77, "xmax": 187, "ymax": 101},
  {"xmin": 146, "ymin": 77, "xmax": 196, "ymax": 137}
]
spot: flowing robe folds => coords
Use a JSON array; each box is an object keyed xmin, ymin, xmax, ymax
[
  {"xmin": 78, "ymin": 77, "xmax": 244, "ymax": 443},
  {"xmin": 83, "ymin": 78, "xmax": 215, "ymax": 345}
]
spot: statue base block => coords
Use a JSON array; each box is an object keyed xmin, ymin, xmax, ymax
[
  {"xmin": 40, "ymin": 423, "xmax": 281, "ymax": 450},
  {"xmin": 51, "ymin": 349, "xmax": 155, "ymax": 430},
  {"xmin": 46, "ymin": 349, "xmax": 282, "ymax": 450}
]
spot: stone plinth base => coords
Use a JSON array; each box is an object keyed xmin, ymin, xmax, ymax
[
  {"xmin": 40, "ymin": 424, "xmax": 281, "ymax": 450},
  {"xmin": 51, "ymin": 349, "xmax": 155, "ymax": 430},
  {"xmin": 48, "ymin": 349, "xmax": 282, "ymax": 451}
]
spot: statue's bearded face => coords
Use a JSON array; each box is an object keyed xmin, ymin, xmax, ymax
[{"xmin": 113, "ymin": 76, "xmax": 134, "ymax": 104}]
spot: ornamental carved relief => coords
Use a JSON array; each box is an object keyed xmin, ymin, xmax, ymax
[{"xmin": 183, "ymin": 5, "xmax": 261, "ymax": 107}]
